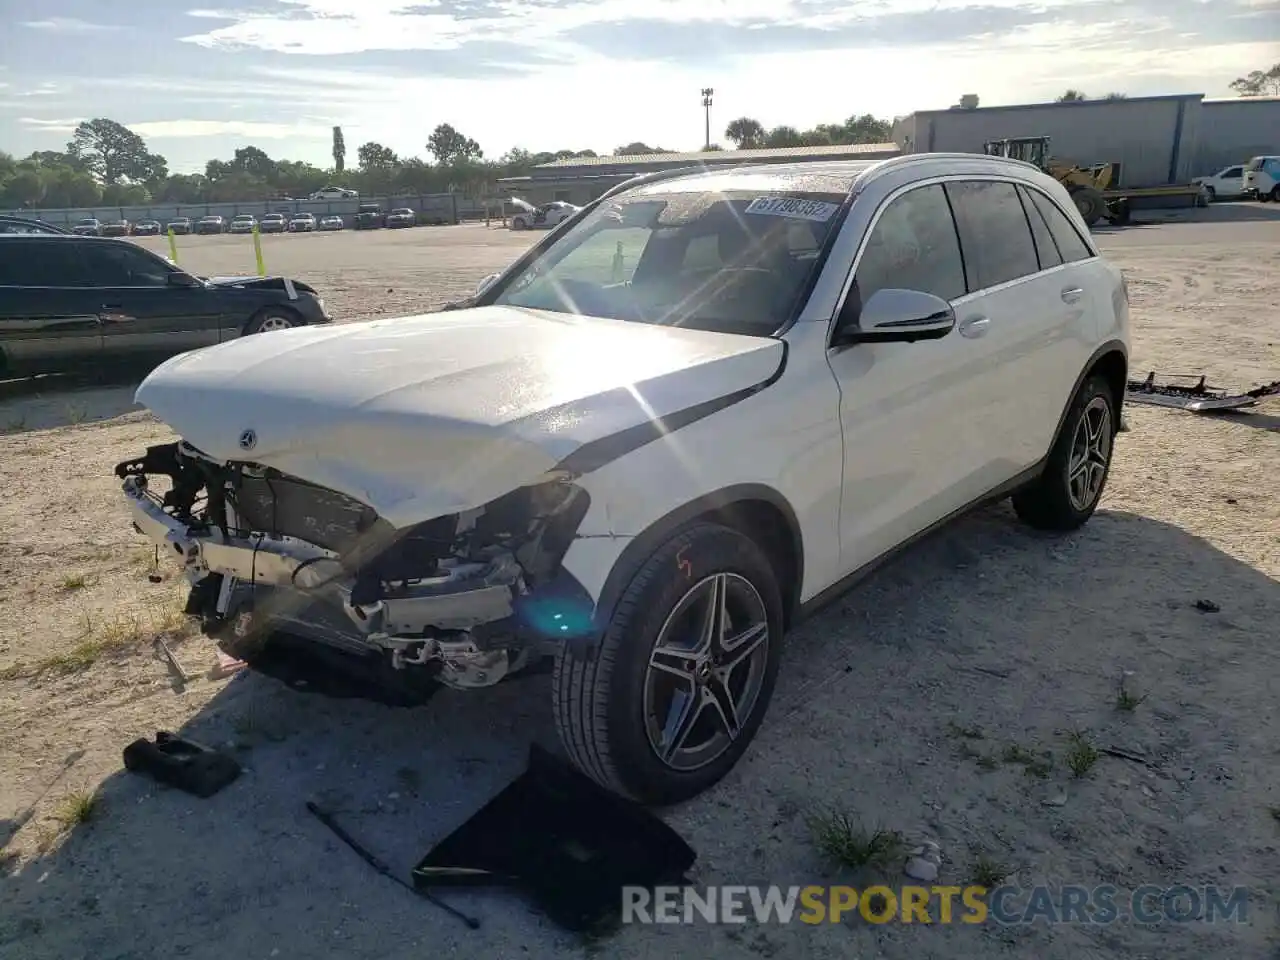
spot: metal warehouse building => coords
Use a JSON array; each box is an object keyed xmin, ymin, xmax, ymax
[
  {"xmin": 496, "ymin": 142, "xmax": 901, "ymax": 204},
  {"xmin": 892, "ymin": 94, "xmax": 1280, "ymax": 187}
]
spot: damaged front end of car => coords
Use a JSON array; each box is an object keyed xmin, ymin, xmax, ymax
[{"xmin": 116, "ymin": 441, "xmax": 597, "ymax": 690}]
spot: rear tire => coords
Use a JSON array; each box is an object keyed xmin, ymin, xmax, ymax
[
  {"xmin": 1070, "ymin": 186, "xmax": 1107, "ymax": 227},
  {"xmin": 1270, "ymin": 186, "xmax": 1280, "ymax": 203},
  {"xmin": 552, "ymin": 522, "xmax": 784, "ymax": 805},
  {"xmin": 1012, "ymin": 375, "xmax": 1116, "ymax": 531}
]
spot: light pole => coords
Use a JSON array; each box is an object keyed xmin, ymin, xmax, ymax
[{"xmin": 700, "ymin": 88, "xmax": 714, "ymax": 149}]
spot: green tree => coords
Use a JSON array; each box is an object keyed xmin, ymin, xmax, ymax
[
  {"xmin": 1229, "ymin": 62, "xmax": 1280, "ymax": 96},
  {"xmin": 231, "ymin": 145, "xmax": 276, "ymax": 181},
  {"xmin": 66, "ymin": 119, "xmax": 163, "ymax": 184},
  {"xmin": 1056, "ymin": 90, "xmax": 1088, "ymax": 102},
  {"xmin": 357, "ymin": 142, "xmax": 399, "ymax": 169},
  {"xmin": 45, "ymin": 168, "xmax": 102, "ymax": 207},
  {"xmin": 1101, "ymin": 92, "xmax": 1128, "ymax": 100},
  {"xmin": 1, "ymin": 165, "xmax": 47, "ymax": 207},
  {"xmin": 842, "ymin": 113, "xmax": 892, "ymax": 144},
  {"xmin": 724, "ymin": 117, "xmax": 765, "ymax": 149},
  {"xmin": 763, "ymin": 125, "xmax": 803, "ymax": 148},
  {"xmin": 427, "ymin": 124, "xmax": 483, "ymax": 165},
  {"xmin": 332, "ymin": 126, "xmax": 346, "ymax": 173},
  {"xmin": 613, "ymin": 142, "xmax": 671, "ymax": 155}
]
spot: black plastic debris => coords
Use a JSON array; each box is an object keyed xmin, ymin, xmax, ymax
[
  {"xmin": 413, "ymin": 743, "xmax": 697, "ymax": 933},
  {"xmin": 122, "ymin": 731, "xmax": 241, "ymax": 798}
]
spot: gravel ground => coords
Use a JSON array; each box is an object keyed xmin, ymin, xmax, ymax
[{"xmin": 1, "ymin": 208, "xmax": 1278, "ymax": 960}]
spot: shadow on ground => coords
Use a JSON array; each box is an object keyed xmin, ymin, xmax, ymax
[
  {"xmin": 0, "ymin": 367, "xmax": 150, "ymax": 434},
  {"xmin": 3, "ymin": 508, "xmax": 1278, "ymax": 960}
]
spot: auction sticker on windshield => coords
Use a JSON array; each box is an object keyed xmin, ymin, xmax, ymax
[{"xmin": 744, "ymin": 196, "xmax": 839, "ymax": 222}]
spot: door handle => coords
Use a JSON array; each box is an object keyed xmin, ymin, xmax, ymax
[
  {"xmin": 1061, "ymin": 287, "xmax": 1084, "ymax": 304},
  {"xmin": 958, "ymin": 315, "xmax": 990, "ymax": 338}
]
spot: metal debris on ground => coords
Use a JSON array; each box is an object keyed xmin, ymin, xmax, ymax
[{"xmin": 1125, "ymin": 371, "xmax": 1280, "ymax": 413}]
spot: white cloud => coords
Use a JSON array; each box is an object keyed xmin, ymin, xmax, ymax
[
  {"xmin": 18, "ymin": 117, "xmax": 83, "ymax": 132},
  {"xmin": 22, "ymin": 17, "xmax": 119, "ymax": 32},
  {"xmin": 126, "ymin": 119, "xmax": 332, "ymax": 139}
]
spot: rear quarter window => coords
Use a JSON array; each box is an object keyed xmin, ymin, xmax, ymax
[
  {"xmin": 1024, "ymin": 189, "xmax": 1094, "ymax": 264},
  {"xmin": 944, "ymin": 180, "xmax": 1040, "ymax": 290}
]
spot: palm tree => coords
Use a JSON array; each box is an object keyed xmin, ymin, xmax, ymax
[{"xmin": 724, "ymin": 117, "xmax": 765, "ymax": 149}]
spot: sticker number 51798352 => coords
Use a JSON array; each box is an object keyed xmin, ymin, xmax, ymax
[{"xmin": 743, "ymin": 196, "xmax": 840, "ymax": 222}]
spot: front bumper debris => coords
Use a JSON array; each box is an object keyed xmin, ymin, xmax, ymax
[{"xmin": 121, "ymin": 474, "xmax": 522, "ymax": 643}]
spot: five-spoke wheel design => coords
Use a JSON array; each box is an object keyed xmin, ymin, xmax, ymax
[{"xmin": 643, "ymin": 573, "xmax": 771, "ymax": 772}]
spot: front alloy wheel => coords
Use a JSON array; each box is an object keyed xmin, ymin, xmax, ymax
[
  {"xmin": 552, "ymin": 522, "xmax": 784, "ymax": 805},
  {"xmin": 643, "ymin": 573, "xmax": 770, "ymax": 772}
]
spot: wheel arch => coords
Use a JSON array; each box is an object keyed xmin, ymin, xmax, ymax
[
  {"xmin": 1049, "ymin": 340, "xmax": 1127, "ymax": 454},
  {"xmin": 592, "ymin": 483, "xmax": 805, "ymax": 635},
  {"xmin": 242, "ymin": 302, "xmax": 304, "ymax": 335}
]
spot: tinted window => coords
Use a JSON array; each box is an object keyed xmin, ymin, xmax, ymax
[
  {"xmin": 0, "ymin": 240, "xmax": 88, "ymax": 286},
  {"xmin": 1025, "ymin": 189, "xmax": 1093, "ymax": 263},
  {"xmin": 1222, "ymin": 166, "xmax": 1242, "ymax": 178},
  {"xmin": 78, "ymin": 241, "xmax": 172, "ymax": 287},
  {"xmin": 1017, "ymin": 185, "xmax": 1062, "ymax": 270},
  {"xmin": 854, "ymin": 183, "xmax": 966, "ymax": 303},
  {"xmin": 945, "ymin": 180, "xmax": 1040, "ymax": 290}
]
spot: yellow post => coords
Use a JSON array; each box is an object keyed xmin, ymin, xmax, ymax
[
  {"xmin": 167, "ymin": 227, "xmax": 179, "ymax": 265},
  {"xmin": 252, "ymin": 223, "xmax": 266, "ymax": 277}
]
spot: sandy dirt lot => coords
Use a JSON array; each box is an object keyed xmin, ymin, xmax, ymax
[{"xmin": 1, "ymin": 209, "xmax": 1278, "ymax": 960}]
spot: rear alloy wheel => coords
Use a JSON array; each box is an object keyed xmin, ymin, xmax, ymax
[
  {"xmin": 1012, "ymin": 375, "xmax": 1116, "ymax": 531},
  {"xmin": 246, "ymin": 309, "xmax": 298, "ymax": 334},
  {"xmin": 552, "ymin": 523, "xmax": 784, "ymax": 805}
]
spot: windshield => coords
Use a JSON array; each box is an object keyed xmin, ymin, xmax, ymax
[{"xmin": 491, "ymin": 184, "xmax": 847, "ymax": 337}]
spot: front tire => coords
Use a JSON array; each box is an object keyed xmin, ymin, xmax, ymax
[
  {"xmin": 1012, "ymin": 375, "xmax": 1116, "ymax": 531},
  {"xmin": 552, "ymin": 523, "xmax": 784, "ymax": 805},
  {"xmin": 245, "ymin": 308, "xmax": 300, "ymax": 334}
]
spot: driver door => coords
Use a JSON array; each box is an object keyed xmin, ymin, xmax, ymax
[
  {"xmin": 825, "ymin": 182, "xmax": 988, "ymax": 573},
  {"xmin": 75, "ymin": 241, "xmax": 222, "ymax": 359}
]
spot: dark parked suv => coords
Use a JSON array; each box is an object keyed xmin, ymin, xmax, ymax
[
  {"xmin": 354, "ymin": 203, "xmax": 385, "ymax": 230},
  {"xmin": 0, "ymin": 235, "xmax": 332, "ymax": 378}
]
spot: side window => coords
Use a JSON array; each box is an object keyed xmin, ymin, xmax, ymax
[
  {"xmin": 853, "ymin": 183, "xmax": 966, "ymax": 303},
  {"xmin": 1016, "ymin": 185, "xmax": 1062, "ymax": 270},
  {"xmin": 1222, "ymin": 166, "xmax": 1242, "ymax": 179},
  {"xmin": 78, "ymin": 242, "xmax": 173, "ymax": 287},
  {"xmin": 1025, "ymin": 189, "xmax": 1093, "ymax": 264},
  {"xmin": 0, "ymin": 240, "xmax": 88, "ymax": 286},
  {"xmin": 944, "ymin": 180, "xmax": 1040, "ymax": 290}
]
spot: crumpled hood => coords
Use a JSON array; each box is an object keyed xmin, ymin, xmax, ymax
[{"xmin": 135, "ymin": 306, "xmax": 784, "ymax": 528}]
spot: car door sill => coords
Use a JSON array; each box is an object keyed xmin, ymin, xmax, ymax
[{"xmin": 796, "ymin": 458, "xmax": 1046, "ymax": 622}]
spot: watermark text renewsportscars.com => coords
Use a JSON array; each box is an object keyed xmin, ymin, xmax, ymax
[{"xmin": 622, "ymin": 884, "xmax": 1251, "ymax": 926}]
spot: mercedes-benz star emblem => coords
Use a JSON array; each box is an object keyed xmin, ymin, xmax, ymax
[{"xmin": 238, "ymin": 429, "xmax": 257, "ymax": 451}]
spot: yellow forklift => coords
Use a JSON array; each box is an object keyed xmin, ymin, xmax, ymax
[{"xmin": 983, "ymin": 136, "xmax": 1205, "ymax": 227}]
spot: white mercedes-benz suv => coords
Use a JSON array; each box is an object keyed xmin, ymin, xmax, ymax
[{"xmin": 117, "ymin": 153, "xmax": 1128, "ymax": 804}]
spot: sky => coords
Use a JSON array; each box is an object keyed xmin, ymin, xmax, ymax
[{"xmin": 0, "ymin": 0, "xmax": 1275, "ymax": 174}]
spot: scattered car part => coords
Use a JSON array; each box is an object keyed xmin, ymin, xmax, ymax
[
  {"xmin": 122, "ymin": 731, "xmax": 241, "ymax": 798},
  {"xmin": 306, "ymin": 800, "xmax": 481, "ymax": 930},
  {"xmin": 1125, "ymin": 371, "xmax": 1280, "ymax": 412},
  {"xmin": 413, "ymin": 743, "xmax": 695, "ymax": 932}
]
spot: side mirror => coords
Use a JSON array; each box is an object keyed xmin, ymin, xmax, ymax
[
  {"xmin": 168, "ymin": 271, "xmax": 201, "ymax": 288},
  {"xmin": 831, "ymin": 288, "xmax": 956, "ymax": 347},
  {"xmin": 476, "ymin": 273, "xmax": 500, "ymax": 296}
]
